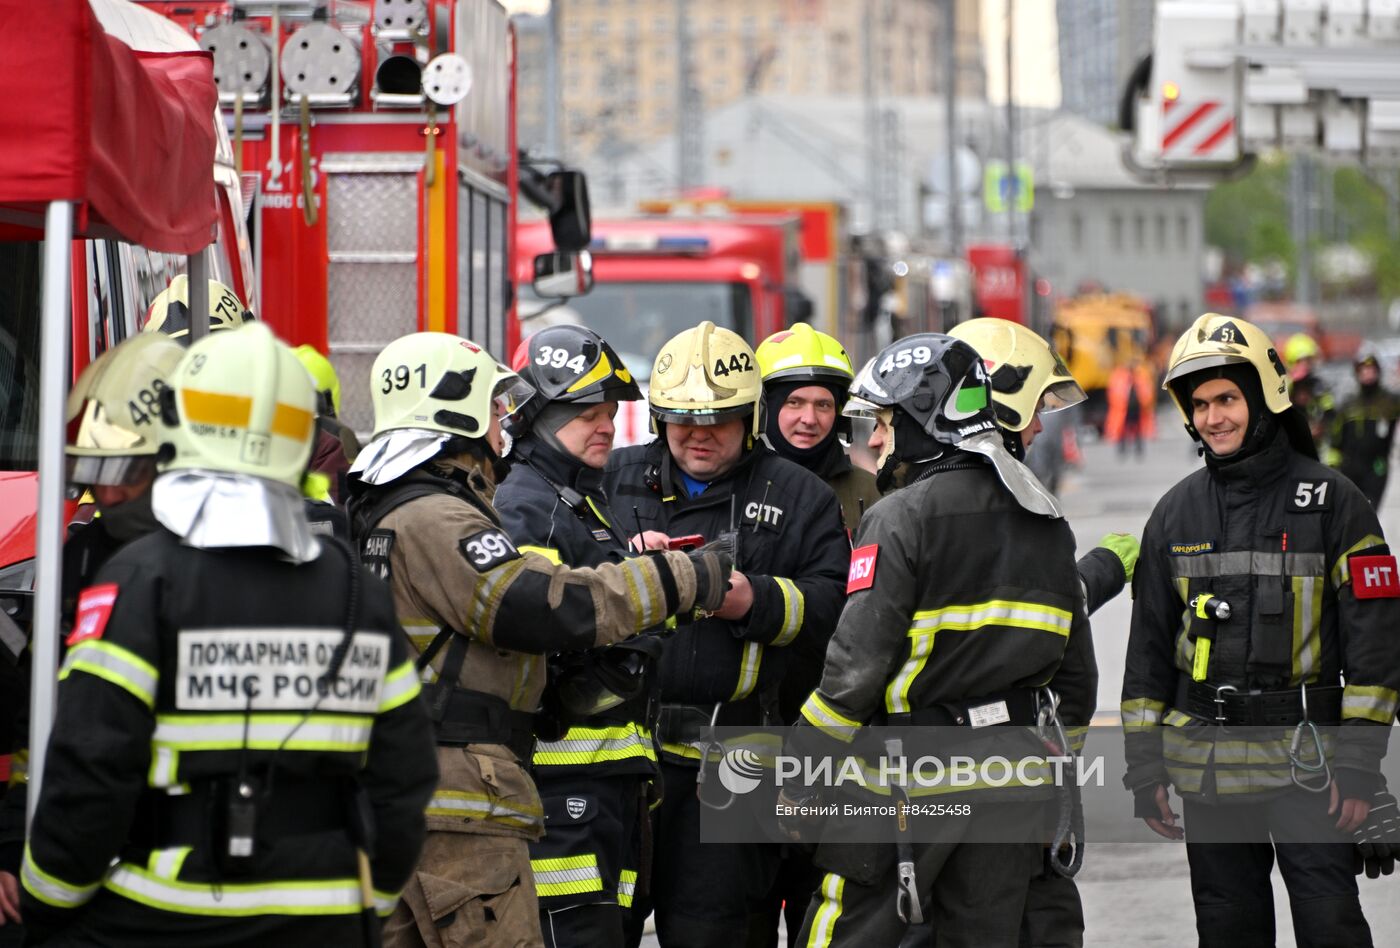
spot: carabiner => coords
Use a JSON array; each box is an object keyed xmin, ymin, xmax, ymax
[
  {"xmin": 1289, "ymin": 685, "xmax": 1332, "ymax": 793},
  {"xmin": 1037, "ymin": 688, "xmax": 1071, "ymax": 757},
  {"xmin": 695, "ymin": 702, "xmax": 738, "ymax": 811}
]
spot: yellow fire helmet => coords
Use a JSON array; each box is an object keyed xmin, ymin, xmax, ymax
[
  {"xmin": 1283, "ymin": 332, "xmax": 1322, "ymax": 366},
  {"xmin": 160, "ymin": 322, "xmax": 318, "ymax": 489},
  {"xmin": 755, "ymin": 323, "xmax": 855, "ymax": 389},
  {"xmin": 65, "ymin": 333, "xmax": 186, "ymax": 488},
  {"xmin": 367, "ymin": 331, "xmax": 534, "ymax": 441},
  {"xmin": 142, "ymin": 275, "xmax": 254, "ymax": 340},
  {"xmin": 947, "ymin": 318, "xmax": 1087, "ymax": 432},
  {"xmin": 1162, "ymin": 313, "xmax": 1292, "ymax": 427},
  {"xmin": 294, "ymin": 343, "xmax": 342, "ymax": 417},
  {"xmin": 649, "ymin": 321, "xmax": 763, "ymax": 437}
]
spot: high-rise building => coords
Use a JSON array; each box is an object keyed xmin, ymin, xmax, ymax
[
  {"xmin": 514, "ymin": 1, "xmax": 984, "ymax": 167},
  {"xmin": 1055, "ymin": 0, "xmax": 1153, "ymax": 127},
  {"xmin": 514, "ymin": 12, "xmax": 553, "ymax": 153}
]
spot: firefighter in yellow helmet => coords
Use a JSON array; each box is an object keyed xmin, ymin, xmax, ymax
[
  {"xmin": 293, "ymin": 344, "xmax": 356, "ymax": 504},
  {"xmin": 21, "ymin": 323, "xmax": 440, "ymax": 945},
  {"xmin": 344, "ymin": 331, "xmax": 733, "ymax": 948},
  {"xmin": 1284, "ymin": 332, "xmax": 1334, "ymax": 449},
  {"xmin": 601, "ymin": 322, "xmax": 849, "ymax": 947},
  {"xmin": 756, "ymin": 323, "xmax": 881, "ymax": 535},
  {"xmin": 141, "ymin": 274, "xmax": 255, "ymax": 341},
  {"xmin": 0, "ymin": 334, "xmax": 184, "ymax": 940},
  {"xmin": 1123, "ymin": 314, "xmax": 1400, "ymax": 946}
]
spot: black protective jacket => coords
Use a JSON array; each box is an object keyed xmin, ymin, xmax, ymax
[
  {"xmin": 790, "ymin": 454, "xmax": 1097, "ymax": 795},
  {"xmin": 19, "ymin": 529, "xmax": 438, "ymax": 946},
  {"xmin": 496, "ymin": 439, "xmax": 658, "ymax": 778},
  {"xmin": 1122, "ymin": 428, "xmax": 1400, "ymax": 801},
  {"xmin": 603, "ymin": 440, "xmax": 848, "ymax": 752}
]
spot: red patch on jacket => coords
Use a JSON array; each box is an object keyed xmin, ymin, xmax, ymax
[
  {"xmin": 1351, "ymin": 555, "xmax": 1400, "ymax": 599},
  {"xmin": 67, "ymin": 583, "xmax": 119, "ymax": 646},
  {"xmin": 847, "ymin": 545, "xmax": 879, "ymax": 593}
]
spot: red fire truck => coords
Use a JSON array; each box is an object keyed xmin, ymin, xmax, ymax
[
  {"xmin": 139, "ymin": 0, "xmax": 590, "ymax": 433},
  {"xmin": 515, "ymin": 215, "xmax": 805, "ymax": 444}
]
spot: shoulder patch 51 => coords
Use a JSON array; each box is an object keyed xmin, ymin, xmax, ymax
[
  {"xmin": 459, "ymin": 529, "xmax": 520, "ymax": 572},
  {"xmin": 1350, "ymin": 554, "xmax": 1400, "ymax": 599},
  {"xmin": 68, "ymin": 583, "xmax": 119, "ymax": 647},
  {"xmin": 1291, "ymin": 479, "xmax": 1334, "ymax": 511},
  {"xmin": 847, "ymin": 544, "xmax": 879, "ymax": 593}
]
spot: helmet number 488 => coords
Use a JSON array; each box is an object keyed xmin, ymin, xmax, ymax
[{"xmin": 878, "ymin": 345, "xmax": 933, "ymax": 374}]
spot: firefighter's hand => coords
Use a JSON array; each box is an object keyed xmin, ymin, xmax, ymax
[
  {"xmin": 1332, "ymin": 779, "xmax": 1374, "ymax": 834},
  {"xmin": 714, "ymin": 570, "xmax": 754, "ymax": 621},
  {"xmin": 1136, "ymin": 784, "xmax": 1183, "ymax": 840},
  {"xmin": 631, "ymin": 531, "xmax": 671, "ymax": 552},
  {"xmin": 0, "ymin": 870, "xmax": 20, "ymax": 925}
]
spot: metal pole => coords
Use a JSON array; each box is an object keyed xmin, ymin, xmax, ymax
[
  {"xmin": 943, "ymin": 0, "xmax": 961, "ymax": 257},
  {"xmin": 27, "ymin": 200, "xmax": 74, "ymax": 828},
  {"xmin": 863, "ymin": 1, "xmax": 878, "ymax": 231},
  {"xmin": 1292, "ymin": 155, "xmax": 1314, "ymax": 307},
  {"xmin": 189, "ymin": 249, "xmax": 209, "ymax": 343},
  {"xmin": 545, "ymin": 3, "xmax": 560, "ymax": 157},
  {"xmin": 1005, "ymin": 0, "xmax": 1017, "ymax": 247}
]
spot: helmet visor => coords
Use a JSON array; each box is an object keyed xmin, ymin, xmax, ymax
[
  {"xmin": 651, "ymin": 405, "xmax": 752, "ymax": 427},
  {"xmin": 65, "ymin": 454, "xmax": 157, "ymax": 492},
  {"xmin": 1039, "ymin": 377, "xmax": 1088, "ymax": 414},
  {"xmin": 1162, "ymin": 352, "xmax": 1249, "ymax": 388},
  {"xmin": 842, "ymin": 395, "xmax": 882, "ymax": 421},
  {"xmin": 491, "ymin": 369, "xmax": 536, "ymax": 420}
]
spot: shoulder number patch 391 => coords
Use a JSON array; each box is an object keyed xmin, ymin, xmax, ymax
[
  {"xmin": 1351, "ymin": 554, "xmax": 1400, "ymax": 599},
  {"xmin": 68, "ymin": 583, "xmax": 119, "ymax": 647},
  {"xmin": 847, "ymin": 544, "xmax": 879, "ymax": 593},
  {"xmin": 459, "ymin": 529, "xmax": 521, "ymax": 571}
]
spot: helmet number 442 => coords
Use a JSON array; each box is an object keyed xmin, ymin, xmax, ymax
[
  {"xmin": 712, "ymin": 352, "xmax": 754, "ymax": 377},
  {"xmin": 878, "ymin": 345, "xmax": 933, "ymax": 374},
  {"xmin": 535, "ymin": 346, "xmax": 588, "ymax": 374}
]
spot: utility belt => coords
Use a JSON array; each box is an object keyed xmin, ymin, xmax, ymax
[
  {"xmin": 1178, "ymin": 679, "xmax": 1343, "ymax": 728},
  {"xmin": 127, "ymin": 774, "xmax": 353, "ymax": 852},
  {"xmin": 655, "ymin": 697, "xmax": 769, "ymax": 746},
  {"xmin": 431, "ymin": 684, "xmax": 538, "ymax": 761},
  {"xmin": 885, "ymin": 687, "xmax": 1043, "ymax": 730}
]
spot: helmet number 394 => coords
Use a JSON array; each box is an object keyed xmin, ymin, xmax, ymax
[
  {"xmin": 878, "ymin": 345, "xmax": 933, "ymax": 373},
  {"xmin": 535, "ymin": 345, "xmax": 589, "ymax": 374}
]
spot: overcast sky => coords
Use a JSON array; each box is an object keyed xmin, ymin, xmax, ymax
[{"xmin": 500, "ymin": 0, "xmax": 1061, "ymax": 107}]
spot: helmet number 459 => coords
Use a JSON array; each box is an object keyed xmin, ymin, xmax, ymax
[
  {"xmin": 381, "ymin": 363, "xmax": 429, "ymax": 393},
  {"xmin": 878, "ymin": 345, "xmax": 933, "ymax": 374},
  {"xmin": 535, "ymin": 345, "xmax": 588, "ymax": 374}
]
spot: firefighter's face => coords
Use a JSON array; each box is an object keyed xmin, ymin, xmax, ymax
[
  {"xmin": 668, "ymin": 417, "xmax": 745, "ymax": 480},
  {"xmin": 486, "ymin": 400, "xmax": 507, "ymax": 455},
  {"xmin": 868, "ymin": 409, "xmax": 895, "ymax": 470},
  {"xmin": 1020, "ymin": 397, "xmax": 1046, "ymax": 450},
  {"xmin": 554, "ymin": 402, "xmax": 618, "ymax": 469},
  {"xmin": 1191, "ymin": 378, "xmax": 1249, "ymax": 456},
  {"xmin": 778, "ymin": 385, "xmax": 837, "ymax": 449}
]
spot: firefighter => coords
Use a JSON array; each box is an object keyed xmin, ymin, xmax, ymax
[
  {"xmin": 294, "ymin": 343, "xmax": 358, "ymax": 505},
  {"xmin": 1284, "ymin": 332, "xmax": 1334, "ymax": 449},
  {"xmin": 345, "ymin": 332, "xmax": 733, "ymax": 948},
  {"xmin": 1328, "ymin": 348, "xmax": 1400, "ymax": 508},
  {"xmin": 140, "ymin": 274, "xmax": 255, "ymax": 340},
  {"xmin": 19, "ymin": 323, "xmax": 440, "ymax": 946},
  {"xmin": 788, "ymin": 333, "xmax": 1096, "ymax": 947},
  {"xmin": 755, "ymin": 323, "xmax": 881, "ymax": 535},
  {"xmin": 493, "ymin": 326, "xmax": 656, "ymax": 947},
  {"xmin": 946, "ymin": 317, "xmax": 1134, "ymax": 948},
  {"xmin": 601, "ymin": 321, "xmax": 848, "ymax": 947},
  {"xmin": 0, "ymin": 333, "xmax": 185, "ymax": 940},
  {"xmin": 1122, "ymin": 313, "xmax": 1400, "ymax": 947}
]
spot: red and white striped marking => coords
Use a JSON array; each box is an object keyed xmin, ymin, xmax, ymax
[{"xmin": 1161, "ymin": 99, "xmax": 1238, "ymax": 162}]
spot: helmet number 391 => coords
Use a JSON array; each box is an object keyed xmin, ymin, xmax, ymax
[
  {"xmin": 878, "ymin": 345, "xmax": 933, "ymax": 373},
  {"xmin": 381, "ymin": 363, "xmax": 429, "ymax": 393},
  {"xmin": 535, "ymin": 345, "xmax": 588, "ymax": 374}
]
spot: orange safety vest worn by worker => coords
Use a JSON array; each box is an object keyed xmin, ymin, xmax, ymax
[{"xmin": 1104, "ymin": 363, "xmax": 1158, "ymax": 443}]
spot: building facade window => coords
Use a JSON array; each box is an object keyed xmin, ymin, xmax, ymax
[
  {"xmin": 1071, "ymin": 213, "xmax": 1084, "ymax": 251},
  {"xmin": 1110, "ymin": 213, "xmax": 1123, "ymax": 248}
]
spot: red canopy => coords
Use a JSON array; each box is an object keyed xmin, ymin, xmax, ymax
[{"xmin": 0, "ymin": 0, "xmax": 217, "ymax": 253}]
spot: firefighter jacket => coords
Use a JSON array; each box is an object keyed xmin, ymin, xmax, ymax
[
  {"xmin": 349, "ymin": 455, "xmax": 709, "ymax": 841},
  {"xmin": 19, "ymin": 528, "xmax": 439, "ymax": 944},
  {"xmin": 0, "ymin": 516, "xmax": 130, "ymax": 878},
  {"xmin": 1121, "ymin": 427, "xmax": 1400, "ymax": 802},
  {"xmin": 604, "ymin": 439, "xmax": 849, "ymax": 756},
  {"xmin": 803, "ymin": 437, "xmax": 883, "ymax": 538},
  {"xmin": 495, "ymin": 438, "xmax": 659, "ymax": 778},
  {"xmin": 1329, "ymin": 385, "xmax": 1400, "ymax": 487},
  {"xmin": 791, "ymin": 454, "xmax": 1098, "ymax": 799}
]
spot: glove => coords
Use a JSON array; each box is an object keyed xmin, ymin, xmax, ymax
[
  {"xmin": 1098, "ymin": 533, "xmax": 1140, "ymax": 583},
  {"xmin": 776, "ymin": 785, "xmax": 828, "ymax": 843},
  {"xmin": 1132, "ymin": 783, "xmax": 1164, "ymax": 820},
  {"xmin": 1353, "ymin": 790, "xmax": 1400, "ymax": 878},
  {"xmin": 687, "ymin": 542, "xmax": 735, "ymax": 614}
]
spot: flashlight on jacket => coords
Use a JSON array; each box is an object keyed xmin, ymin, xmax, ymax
[
  {"xmin": 1189, "ymin": 593, "xmax": 1230, "ymax": 682},
  {"xmin": 1191, "ymin": 595, "xmax": 1231, "ymax": 622}
]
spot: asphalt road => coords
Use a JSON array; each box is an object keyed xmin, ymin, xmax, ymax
[{"xmin": 642, "ymin": 415, "xmax": 1400, "ymax": 945}]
